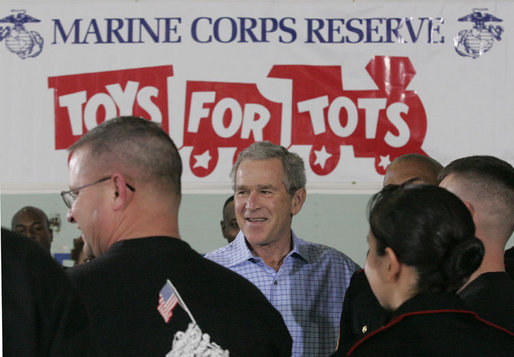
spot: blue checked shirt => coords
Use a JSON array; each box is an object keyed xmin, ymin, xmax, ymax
[{"xmin": 205, "ymin": 231, "xmax": 360, "ymax": 357}]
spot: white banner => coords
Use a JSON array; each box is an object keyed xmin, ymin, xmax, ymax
[{"xmin": 1, "ymin": 1, "xmax": 512, "ymax": 192}]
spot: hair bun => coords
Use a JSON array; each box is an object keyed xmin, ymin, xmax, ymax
[{"xmin": 443, "ymin": 237, "xmax": 484, "ymax": 291}]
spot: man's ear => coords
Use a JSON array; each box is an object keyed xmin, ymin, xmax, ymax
[
  {"xmin": 111, "ymin": 173, "xmax": 132, "ymax": 211},
  {"xmin": 291, "ymin": 188, "xmax": 306, "ymax": 215},
  {"xmin": 384, "ymin": 247, "xmax": 401, "ymax": 283}
]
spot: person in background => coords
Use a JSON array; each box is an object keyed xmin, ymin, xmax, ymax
[
  {"xmin": 383, "ymin": 153, "xmax": 443, "ymax": 186},
  {"xmin": 70, "ymin": 237, "xmax": 94, "ymax": 265},
  {"xmin": 63, "ymin": 116, "xmax": 292, "ymax": 356},
  {"xmin": 220, "ymin": 195, "xmax": 238, "ymax": 243},
  {"xmin": 2, "ymin": 228, "xmax": 89, "ymax": 356},
  {"xmin": 336, "ymin": 153, "xmax": 443, "ymax": 354},
  {"xmin": 205, "ymin": 141, "xmax": 360, "ymax": 357},
  {"xmin": 439, "ymin": 155, "xmax": 514, "ymax": 332},
  {"xmin": 338, "ymin": 184, "xmax": 513, "ymax": 356},
  {"xmin": 11, "ymin": 206, "xmax": 53, "ymax": 252}
]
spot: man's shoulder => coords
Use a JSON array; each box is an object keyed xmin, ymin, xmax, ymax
[
  {"xmin": 481, "ymin": 272, "xmax": 514, "ymax": 288},
  {"xmin": 204, "ymin": 242, "xmax": 234, "ymax": 258},
  {"xmin": 459, "ymin": 272, "xmax": 514, "ymax": 332},
  {"xmin": 204, "ymin": 237, "xmax": 248, "ymax": 268},
  {"xmin": 296, "ymin": 237, "xmax": 359, "ymax": 268},
  {"xmin": 65, "ymin": 254, "xmax": 109, "ymax": 287},
  {"xmin": 66, "ymin": 237, "xmax": 192, "ymax": 283},
  {"xmin": 461, "ymin": 272, "xmax": 514, "ymax": 298}
]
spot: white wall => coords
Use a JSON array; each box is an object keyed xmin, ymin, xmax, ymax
[
  {"xmin": 1, "ymin": 192, "xmax": 372, "ymax": 266},
  {"xmin": 3, "ymin": 191, "xmax": 513, "ymax": 268}
]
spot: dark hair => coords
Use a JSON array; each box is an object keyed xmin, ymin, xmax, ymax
[
  {"xmin": 439, "ymin": 156, "xmax": 513, "ymax": 189},
  {"xmin": 368, "ymin": 184, "xmax": 484, "ymax": 294},
  {"xmin": 69, "ymin": 116, "xmax": 182, "ymax": 196},
  {"xmin": 439, "ymin": 156, "xmax": 514, "ymax": 230},
  {"xmin": 222, "ymin": 195, "xmax": 234, "ymax": 212},
  {"xmin": 231, "ymin": 141, "xmax": 305, "ymax": 196}
]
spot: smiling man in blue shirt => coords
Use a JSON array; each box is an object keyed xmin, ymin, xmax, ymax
[{"xmin": 205, "ymin": 141, "xmax": 359, "ymax": 356}]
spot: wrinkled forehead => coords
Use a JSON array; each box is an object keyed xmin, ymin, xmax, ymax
[
  {"xmin": 235, "ymin": 158, "xmax": 286, "ymax": 185},
  {"xmin": 13, "ymin": 209, "xmax": 47, "ymax": 226}
]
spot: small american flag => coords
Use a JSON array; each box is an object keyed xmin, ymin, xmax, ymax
[{"xmin": 157, "ymin": 280, "xmax": 179, "ymax": 323}]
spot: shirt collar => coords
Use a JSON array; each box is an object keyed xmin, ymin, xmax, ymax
[
  {"xmin": 291, "ymin": 232, "xmax": 315, "ymax": 264},
  {"xmin": 228, "ymin": 230, "xmax": 313, "ymax": 267},
  {"xmin": 226, "ymin": 231, "xmax": 255, "ymax": 267}
]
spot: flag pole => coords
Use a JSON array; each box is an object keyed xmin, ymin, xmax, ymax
[{"xmin": 166, "ymin": 279, "xmax": 196, "ymax": 324}]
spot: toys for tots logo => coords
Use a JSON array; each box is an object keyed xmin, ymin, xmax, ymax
[{"xmin": 48, "ymin": 56, "xmax": 427, "ymax": 177}]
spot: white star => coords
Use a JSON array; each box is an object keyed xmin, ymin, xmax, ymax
[
  {"xmin": 193, "ymin": 150, "xmax": 212, "ymax": 169},
  {"xmin": 313, "ymin": 146, "xmax": 332, "ymax": 169},
  {"xmin": 378, "ymin": 154, "xmax": 391, "ymax": 170}
]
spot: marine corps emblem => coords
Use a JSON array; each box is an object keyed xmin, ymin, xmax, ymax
[
  {"xmin": 0, "ymin": 9, "xmax": 43, "ymax": 59},
  {"xmin": 454, "ymin": 8, "xmax": 503, "ymax": 59}
]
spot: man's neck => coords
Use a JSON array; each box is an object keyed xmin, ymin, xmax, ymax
[
  {"xmin": 110, "ymin": 208, "xmax": 181, "ymax": 247},
  {"xmin": 460, "ymin": 243, "xmax": 506, "ymax": 290},
  {"xmin": 248, "ymin": 236, "xmax": 293, "ymax": 272}
]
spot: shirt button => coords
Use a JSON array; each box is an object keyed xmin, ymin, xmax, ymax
[
  {"xmin": 273, "ymin": 281, "xmax": 278, "ymax": 285},
  {"xmin": 362, "ymin": 325, "xmax": 368, "ymax": 334}
]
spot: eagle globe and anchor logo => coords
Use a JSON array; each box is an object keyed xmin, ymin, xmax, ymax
[
  {"xmin": 0, "ymin": 9, "xmax": 43, "ymax": 59},
  {"xmin": 454, "ymin": 8, "xmax": 504, "ymax": 59}
]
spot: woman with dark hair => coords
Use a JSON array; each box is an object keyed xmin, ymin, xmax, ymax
[{"xmin": 345, "ymin": 184, "xmax": 513, "ymax": 356}]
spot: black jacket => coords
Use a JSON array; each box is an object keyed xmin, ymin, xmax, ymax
[
  {"xmin": 342, "ymin": 292, "xmax": 514, "ymax": 356},
  {"xmin": 336, "ymin": 269, "xmax": 390, "ymax": 354},
  {"xmin": 2, "ymin": 229, "xmax": 89, "ymax": 357}
]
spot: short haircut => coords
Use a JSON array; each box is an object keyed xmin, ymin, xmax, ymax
[
  {"xmin": 11, "ymin": 206, "xmax": 50, "ymax": 230},
  {"xmin": 439, "ymin": 155, "xmax": 514, "ymax": 233},
  {"xmin": 231, "ymin": 141, "xmax": 306, "ymax": 196},
  {"xmin": 368, "ymin": 184, "xmax": 484, "ymax": 294},
  {"xmin": 68, "ymin": 116, "xmax": 182, "ymax": 196},
  {"xmin": 222, "ymin": 195, "xmax": 234, "ymax": 214}
]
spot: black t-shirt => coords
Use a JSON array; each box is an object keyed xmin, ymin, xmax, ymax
[
  {"xmin": 67, "ymin": 236, "xmax": 292, "ymax": 356},
  {"xmin": 2, "ymin": 229, "xmax": 89, "ymax": 357},
  {"xmin": 459, "ymin": 271, "xmax": 514, "ymax": 332}
]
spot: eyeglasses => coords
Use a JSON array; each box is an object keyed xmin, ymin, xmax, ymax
[{"xmin": 60, "ymin": 176, "xmax": 135, "ymax": 208}]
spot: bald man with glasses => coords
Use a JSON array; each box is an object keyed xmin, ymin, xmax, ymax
[
  {"xmin": 61, "ymin": 176, "xmax": 135, "ymax": 209},
  {"xmin": 62, "ymin": 116, "xmax": 292, "ymax": 356}
]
